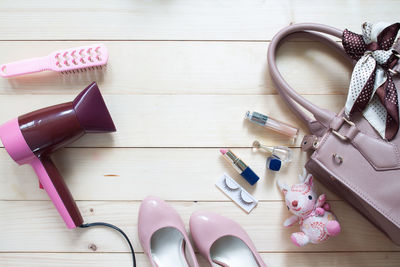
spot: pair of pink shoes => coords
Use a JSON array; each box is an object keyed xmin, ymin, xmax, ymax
[{"xmin": 138, "ymin": 196, "xmax": 267, "ymax": 267}]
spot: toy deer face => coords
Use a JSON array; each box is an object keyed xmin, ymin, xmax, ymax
[{"xmin": 278, "ymin": 171, "xmax": 317, "ymax": 217}]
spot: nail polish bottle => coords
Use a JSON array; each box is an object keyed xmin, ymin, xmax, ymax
[{"xmin": 253, "ymin": 140, "xmax": 292, "ymax": 171}]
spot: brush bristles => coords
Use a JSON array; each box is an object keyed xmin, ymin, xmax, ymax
[
  {"xmin": 54, "ymin": 44, "xmax": 108, "ymax": 75},
  {"xmin": 60, "ymin": 65, "xmax": 106, "ymax": 74}
]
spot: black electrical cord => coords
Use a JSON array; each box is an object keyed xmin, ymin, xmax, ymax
[{"xmin": 79, "ymin": 222, "xmax": 136, "ymax": 267}]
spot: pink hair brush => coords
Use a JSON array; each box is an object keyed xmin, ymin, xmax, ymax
[{"xmin": 0, "ymin": 44, "xmax": 108, "ymax": 78}]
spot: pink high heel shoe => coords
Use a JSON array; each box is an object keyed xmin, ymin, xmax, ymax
[
  {"xmin": 190, "ymin": 211, "xmax": 267, "ymax": 267},
  {"xmin": 138, "ymin": 196, "xmax": 199, "ymax": 267}
]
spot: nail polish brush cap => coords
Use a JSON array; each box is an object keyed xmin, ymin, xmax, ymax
[{"xmin": 267, "ymin": 156, "xmax": 282, "ymax": 171}]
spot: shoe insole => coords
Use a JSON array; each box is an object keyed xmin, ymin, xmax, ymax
[
  {"xmin": 210, "ymin": 236, "xmax": 259, "ymax": 267},
  {"xmin": 150, "ymin": 227, "xmax": 192, "ymax": 267}
]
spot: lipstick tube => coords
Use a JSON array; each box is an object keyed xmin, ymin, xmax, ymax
[
  {"xmin": 245, "ymin": 111, "xmax": 299, "ymax": 140},
  {"xmin": 220, "ymin": 149, "xmax": 260, "ymax": 185}
]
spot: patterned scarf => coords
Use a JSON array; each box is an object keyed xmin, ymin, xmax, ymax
[{"xmin": 342, "ymin": 22, "xmax": 400, "ymax": 140}]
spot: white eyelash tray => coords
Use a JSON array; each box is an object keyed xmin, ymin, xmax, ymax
[{"xmin": 216, "ymin": 173, "xmax": 258, "ymax": 213}]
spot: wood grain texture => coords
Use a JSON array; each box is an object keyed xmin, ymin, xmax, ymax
[
  {"xmin": 1, "ymin": 252, "xmax": 400, "ymax": 267},
  {"xmin": 0, "ymin": 41, "xmax": 351, "ymax": 95},
  {"xmin": 0, "ymin": 94, "xmax": 345, "ymax": 148},
  {"xmin": 0, "ymin": 201, "xmax": 398, "ymax": 253},
  {"xmin": 1, "ymin": 0, "xmax": 399, "ymax": 266},
  {"xmin": 0, "ymin": 0, "xmax": 399, "ymax": 40},
  {"xmin": 0, "ymin": 148, "xmax": 339, "ymax": 201}
]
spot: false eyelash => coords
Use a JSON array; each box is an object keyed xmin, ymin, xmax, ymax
[
  {"xmin": 224, "ymin": 183, "xmax": 251, "ymax": 206},
  {"xmin": 223, "ymin": 183, "xmax": 237, "ymax": 192},
  {"xmin": 224, "ymin": 176, "xmax": 240, "ymax": 191},
  {"xmin": 224, "ymin": 178, "xmax": 254, "ymax": 205},
  {"xmin": 216, "ymin": 173, "xmax": 258, "ymax": 213},
  {"xmin": 239, "ymin": 198, "xmax": 251, "ymax": 206},
  {"xmin": 239, "ymin": 191, "xmax": 254, "ymax": 205}
]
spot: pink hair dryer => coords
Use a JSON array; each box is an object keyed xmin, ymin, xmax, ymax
[{"xmin": 0, "ymin": 82, "xmax": 116, "ymax": 229}]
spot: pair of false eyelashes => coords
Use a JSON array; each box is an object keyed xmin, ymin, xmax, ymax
[{"xmin": 216, "ymin": 173, "xmax": 258, "ymax": 213}]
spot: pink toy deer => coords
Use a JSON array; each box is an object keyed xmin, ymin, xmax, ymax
[{"xmin": 277, "ymin": 169, "xmax": 341, "ymax": 246}]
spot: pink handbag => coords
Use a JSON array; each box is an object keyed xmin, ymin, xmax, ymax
[{"xmin": 268, "ymin": 23, "xmax": 400, "ymax": 245}]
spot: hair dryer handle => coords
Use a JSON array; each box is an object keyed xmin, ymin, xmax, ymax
[{"xmin": 30, "ymin": 156, "xmax": 83, "ymax": 228}]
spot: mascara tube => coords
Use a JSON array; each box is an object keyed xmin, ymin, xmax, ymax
[
  {"xmin": 220, "ymin": 149, "xmax": 260, "ymax": 185},
  {"xmin": 245, "ymin": 111, "xmax": 299, "ymax": 141}
]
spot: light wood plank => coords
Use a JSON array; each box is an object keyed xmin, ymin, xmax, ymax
[
  {"xmin": 0, "ymin": 94, "xmax": 346, "ymax": 148},
  {"xmin": 0, "ymin": 1, "xmax": 397, "ymax": 266},
  {"xmin": 0, "ymin": 148, "xmax": 339, "ymax": 201},
  {"xmin": 0, "ymin": 201, "xmax": 398, "ymax": 252},
  {"xmin": 1, "ymin": 252, "xmax": 400, "ymax": 267},
  {"xmin": 0, "ymin": 1, "xmax": 398, "ymax": 40},
  {"xmin": 0, "ymin": 41, "xmax": 351, "ymax": 95}
]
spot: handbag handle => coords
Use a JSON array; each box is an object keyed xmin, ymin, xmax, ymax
[{"xmin": 267, "ymin": 23, "xmax": 354, "ymax": 135}]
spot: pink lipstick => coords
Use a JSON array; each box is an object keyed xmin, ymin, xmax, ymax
[{"xmin": 220, "ymin": 149, "xmax": 260, "ymax": 185}]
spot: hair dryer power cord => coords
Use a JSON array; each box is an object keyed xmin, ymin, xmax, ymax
[{"xmin": 79, "ymin": 222, "xmax": 136, "ymax": 267}]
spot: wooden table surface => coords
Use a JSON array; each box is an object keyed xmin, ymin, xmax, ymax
[{"xmin": 0, "ymin": 1, "xmax": 400, "ymax": 266}]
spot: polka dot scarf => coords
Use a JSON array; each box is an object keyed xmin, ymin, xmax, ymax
[{"xmin": 342, "ymin": 22, "xmax": 400, "ymax": 140}]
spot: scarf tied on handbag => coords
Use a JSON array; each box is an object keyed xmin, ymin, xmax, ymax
[{"xmin": 342, "ymin": 22, "xmax": 400, "ymax": 140}]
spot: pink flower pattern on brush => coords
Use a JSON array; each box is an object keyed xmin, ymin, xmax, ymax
[{"xmin": 277, "ymin": 169, "xmax": 341, "ymax": 247}]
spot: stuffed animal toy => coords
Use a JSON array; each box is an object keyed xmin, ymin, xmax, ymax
[{"xmin": 277, "ymin": 169, "xmax": 341, "ymax": 246}]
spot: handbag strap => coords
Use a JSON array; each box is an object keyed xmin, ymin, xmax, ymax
[{"xmin": 267, "ymin": 23, "xmax": 354, "ymax": 135}]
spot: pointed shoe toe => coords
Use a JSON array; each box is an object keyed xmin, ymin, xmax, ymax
[
  {"xmin": 138, "ymin": 196, "xmax": 199, "ymax": 267},
  {"xmin": 189, "ymin": 211, "xmax": 266, "ymax": 267}
]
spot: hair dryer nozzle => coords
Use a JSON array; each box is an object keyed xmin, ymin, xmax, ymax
[{"xmin": 73, "ymin": 82, "xmax": 116, "ymax": 133}]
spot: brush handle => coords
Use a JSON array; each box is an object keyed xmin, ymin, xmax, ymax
[
  {"xmin": 30, "ymin": 156, "xmax": 83, "ymax": 229},
  {"xmin": 0, "ymin": 56, "xmax": 51, "ymax": 78}
]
